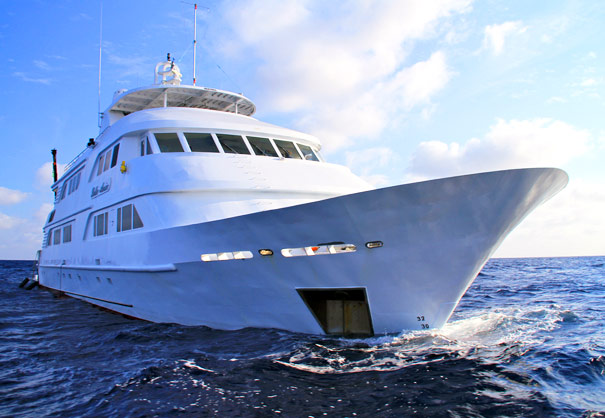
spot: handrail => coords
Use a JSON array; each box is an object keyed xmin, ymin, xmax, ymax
[{"xmin": 64, "ymin": 146, "xmax": 91, "ymax": 173}]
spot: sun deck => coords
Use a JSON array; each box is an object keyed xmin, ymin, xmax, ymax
[{"xmin": 108, "ymin": 85, "xmax": 256, "ymax": 117}]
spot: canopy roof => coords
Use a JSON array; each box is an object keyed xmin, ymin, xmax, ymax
[{"xmin": 107, "ymin": 85, "xmax": 256, "ymax": 117}]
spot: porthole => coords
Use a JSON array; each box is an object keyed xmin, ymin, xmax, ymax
[
  {"xmin": 281, "ymin": 244, "xmax": 356, "ymax": 258},
  {"xmin": 201, "ymin": 251, "xmax": 254, "ymax": 262}
]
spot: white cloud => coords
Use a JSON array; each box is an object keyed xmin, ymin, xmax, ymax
[
  {"xmin": 580, "ymin": 78, "xmax": 598, "ymax": 87},
  {"xmin": 407, "ymin": 118, "xmax": 592, "ymax": 180},
  {"xmin": 33, "ymin": 60, "xmax": 51, "ymax": 70},
  {"xmin": 388, "ymin": 51, "xmax": 452, "ymax": 109},
  {"xmin": 0, "ymin": 203, "xmax": 50, "ymax": 259},
  {"xmin": 482, "ymin": 21, "xmax": 527, "ymax": 56},
  {"xmin": 547, "ymin": 96, "xmax": 567, "ymax": 104},
  {"xmin": 0, "ymin": 212, "xmax": 24, "ymax": 230},
  {"xmin": 0, "ymin": 187, "xmax": 28, "ymax": 205},
  {"xmin": 35, "ymin": 162, "xmax": 66, "ymax": 191},
  {"xmin": 13, "ymin": 71, "xmax": 51, "ymax": 85},
  {"xmin": 494, "ymin": 179, "xmax": 605, "ymax": 257},
  {"xmin": 216, "ymin": 0, "xmax": 471, "ymax": 150},
  {"xmin": 345, "ymin": 147, "xmax": 396, "ymax": 186}
]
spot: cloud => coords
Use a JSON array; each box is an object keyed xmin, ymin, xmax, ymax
[
  {"xmin": 0, "ymin": 212, "xmax": 25, "ymax": 230},
  {"xmin": 482, "ymin": 21, "xmax": 527, "ymax": 56},
  {"xmin": 580, "ymin": 78, "xmax": 598, "ymax": 87},
  {"xmin": 345, "ymin": 147, "xmax": 396, "ymax": 186},
  {"xmin": 547, "ymin": 96, "xmax": 567, "ymax": 104},
  {"xmin": 0, "ymin": 187, "xmax": 28, "ymax": 205},
  {"xmin": 494, "ymin": 179, "xmax": 605, "ymax": 257},
  {"xmin": 215, "ymin": 0, "xmax": 471, "ymax": 150},
  {"xmin": 35, "ymin": 162, "xmax": 66, "ymax": 191},
  {"xmin": 105, "ymin": 53, "xmax": 151, "ymax": 79},
  {"xmin": 33, "ymin": 60, "xmax": 51, "ymax": 71},
  {"xmin": 13, "ymin": 72, "xmax": 51, "ymax": 85},
  {"xmin": 0, "ymin": 205, "xmax": 48, "ymax": 259},
  {"xmin": 407, "ymin": 118, "xmax": 591, "ymax": 180}
]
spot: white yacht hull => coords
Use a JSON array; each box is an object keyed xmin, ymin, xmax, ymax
[{"xmin": 38, "ymin": 168, "xmax": 568, "ymax": 335}]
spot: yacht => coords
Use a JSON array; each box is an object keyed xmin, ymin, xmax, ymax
[{"xmin": 37, "ymin": 57, "xmax": 568, "ymax": 336}]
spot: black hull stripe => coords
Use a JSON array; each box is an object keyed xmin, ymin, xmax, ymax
[{"xmin": 63, "ymin": 291, "xmax": 134, "ymax": 308}]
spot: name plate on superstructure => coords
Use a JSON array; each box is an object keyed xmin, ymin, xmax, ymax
[{"xmin": 91, "ymin": 179, "xmax": 112, "ymax": 198}]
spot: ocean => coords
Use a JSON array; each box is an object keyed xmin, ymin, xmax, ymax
[{"xmin": 1, "ymin": 257, "xmax": 604, "ymax": 417}]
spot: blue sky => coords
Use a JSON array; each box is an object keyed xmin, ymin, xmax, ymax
[{"xmin": 1, "ymin": 0, "xmax": 604, "ymax": 259}]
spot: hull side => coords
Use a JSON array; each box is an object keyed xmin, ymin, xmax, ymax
[{"xmin": 39, "ymin": 168, "xmax": 568, "ymax": 334}]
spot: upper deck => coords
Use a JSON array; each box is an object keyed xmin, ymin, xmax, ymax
[
  {"xmin": 108, "ymin": 85, "xmax": 256, "ymax": 117},
  {"xmin": 99, "ymin": 58, "xmax": 256, "ymax": 132}
]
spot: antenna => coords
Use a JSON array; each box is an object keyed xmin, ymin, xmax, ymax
[
  {"xmin": 182, "ymin": 1, "xmax": 208, "ymax": 84},
  {"xmin": 97, "ymin": 0, "xmax": 103, "ymax": 128},
  {"xmin": 193, "ymin": 3, "xmax": 197, "ymax": 85}
]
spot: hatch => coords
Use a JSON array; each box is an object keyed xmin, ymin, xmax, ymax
[{"xmin": 298, "ymin": 288, "xmax": 373, "ymax": 336}]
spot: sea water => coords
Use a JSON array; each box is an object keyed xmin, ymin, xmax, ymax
[{"xmin": 1, "ymin": 257, "xmax": 603, "ymax": 417}]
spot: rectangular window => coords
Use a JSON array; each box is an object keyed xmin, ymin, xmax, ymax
[
  {"xmin": 60, "ymin": 183, "xmax": 67, "ymax": 200},
  {"xmin": 46, "ymin": 231, "xmax": 52, "ymax": 246},
  {"xmin": 297, "ymin": 144, "xmax": 320, "ymax": 161},
  {"xmin": 248, "ymin": 136, "xmax": 278, "ymax": 157},
  {"xmin": 122, "ymin": 204, "xmax": 132, "ymax": 231},
  {"xmin": 216, "ymin": 134, "xmax": 250, "ymax": 154},
  {"xmin": 53, "ymin": 228, "xmax": 61, "ymax": 245},
  {"xmin": 185, "ymin": 132, "xmax": 219, "ymax": 153},
  {"xmin": 97, "ymin": 154, "xmax": 104, "ymax": 175},
  {"xmin": 274, "ymin": 140, "xmax": 302, "ymax": 159},
  {"xmin": 141, "ymin": 137, "xmax": 153, "ymax": 156},
  {"xmin": 117, "ymin": 204, "xmax": 144, "ymax": 232},
  {"xmin": 111, "ymin": 144, "xmax": 120, "ymax": 167},
  {"xmin": 94, "ymin": 212, "xmax": 108, "ymax": 237},
  {"xmin": 103, "ymin": 149, "xmax": 111, "ymax": 171},
  {"xmin": 155, "ymin": 133, "xmax": 184, "ymax": 152},
  {"xmin": 63, "ymin": 225, "xmax": 72, "ymax": 243}
]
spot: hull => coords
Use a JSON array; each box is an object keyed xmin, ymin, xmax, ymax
[{"xmin": 39, "ymin": 168, "xmax": 568, "ymax": 335}]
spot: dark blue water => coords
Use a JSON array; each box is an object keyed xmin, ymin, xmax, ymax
[{"xmin": 1, "ymin": 257, "xmax": 604, "ymax": 417}]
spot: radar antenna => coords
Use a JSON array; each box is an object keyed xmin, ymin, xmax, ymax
[
  {"xmin": 97, "ymin": 0, "xmax": 103, "ymax": 128},
  {"xmin": 193, "ymin": 3, "xmax": 197, "ymax": 85}
]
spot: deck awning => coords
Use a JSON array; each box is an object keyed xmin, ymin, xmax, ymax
[{"xmin": 107, "ymin": 85, "xmax": 256, "ymax": 117}]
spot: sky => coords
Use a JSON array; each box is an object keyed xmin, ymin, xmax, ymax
[{"xmin": 0, "ymin": 0, "xmax": 604, "ymax": 259}]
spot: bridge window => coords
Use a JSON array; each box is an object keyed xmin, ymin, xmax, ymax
[
  {"xmin": 216, "ymin": 134, "xmax": 251, "ymax": 154},
  {"xmin": 155, "ymin": 133, "xmax": 184, "ymax": 153},
  {"xmin": 140, "ymin": 137, "xmax": 153, "ymax": 156},
  {"xmin": 185, "ymin": 132, "xmax": 219, "ymax": 153},
  {"xmin": 297, "ymin": 144, "xmax": 319, "ymax": 161},
  {"xmin": 248, "ymin": 136, "xmax": 278, "ymax": 157},
  {"xmin": 274, "ymin": 140, "xmax": 302, "ymax": 159}
]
